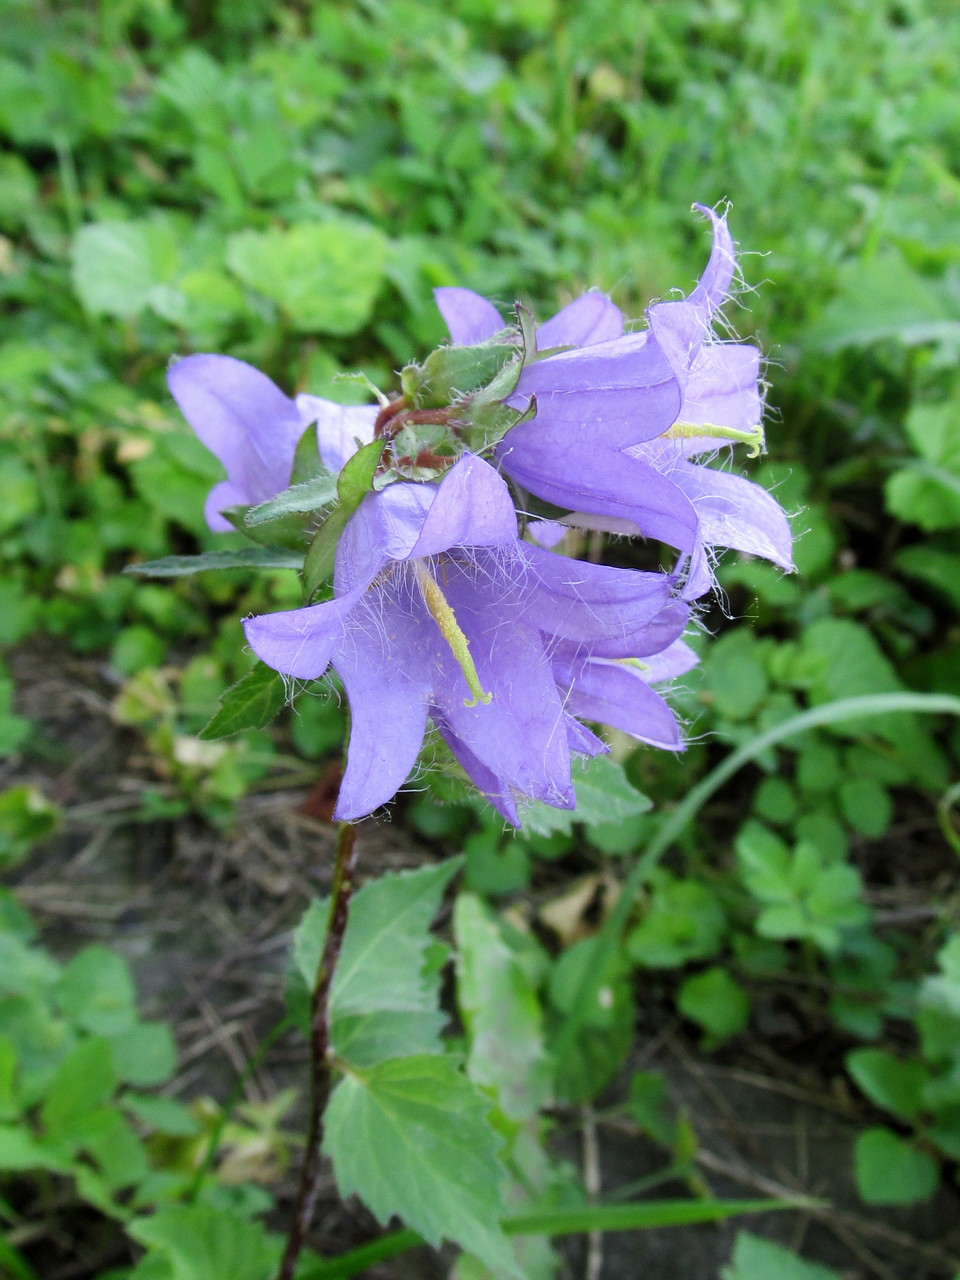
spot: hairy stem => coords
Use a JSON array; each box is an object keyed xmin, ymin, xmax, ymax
[{"xmin": 275, "ymin": 821, "xmax": 359, "ymax": 1280}]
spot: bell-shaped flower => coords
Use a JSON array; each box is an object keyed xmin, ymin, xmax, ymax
[
  {"xmin": 434, "ymin": 206, "xmax": 793, "ymax": 598},
  {"xmin": 243, "ymin": 454, "xmax": 690, "ymax": 824},
  {"xmin": 167, "ymin": 354, "xmax": 376, "ymax": 531}
]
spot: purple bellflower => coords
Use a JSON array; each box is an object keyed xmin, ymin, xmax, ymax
[
  {"xmin": 167, "ymin": 354, "xmax": 377, "ymax": 532},
  {"xmin": 242, "ymin": 454, "xmax": 690, "ymax": 824},
  {"xmin": 435, "ymin": 205, "xmax": 793, "ymax": 598}
]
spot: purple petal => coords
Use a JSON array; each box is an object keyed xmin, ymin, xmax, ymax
[
  {"xmin": 432, "ymin": 561, "xmax": 573, "ymax": 809},
  {"xmin": 296, "ymin": 394, "xmax": 378, "ymax": 473},
  {"xmin": 583, "ymin": 599, "xmax": 690, "ymax": 660},
  {"xmin": 518, "ymin": 543, "xmax": 675, "ymax": 645},
  {"xmin": 433, "ymin": 287, "xmax": 505, "ymax": 345},
  {"xmin": 646, "ymin": 206, "xmax": 737, "ymax": 379},
  {"xmin": 511, "ymin": 331, "xmax": 674, "ymax": 404},
  {"xmin": 537, "ymin": 292, "xmax": 624, "ymax": 350},
  {"xmin": 662, "ymin": 461, "xmax": 795, "ymax": 572},
  {"xmin": 679, "ymin": 344, "xmax": 762, "ymax": 433},
  {"xmin": 243, "ymin": 588, "xmax": 366, "ymax": 679},
  {"xmin": 565, "ymin": 716, "xmax": 609, "ymax": 759},
  {"xmin": 332, "ymin": 592, "xmax": 433, "ymax": 820},
  {"xmin": 168, "ymin": 355, "xmax": 303, "ymax": 529},
  {"xmin": 434, "ymin": 718, "xmax": 520, "ymax": 825},
  {"xmin": 409, "ymin": 454, "xmax": 518, "ymax": 558},
  {"xmin": 556, "ymin": 656, "xmax": 684, "ymax": 750},
  {"xmin": 641, "ymin": 639, "xmax": 699, "ymax": 684},
  {"xmin": 498, "ymin": 432, "xmax": 699, "ymax": 556}
]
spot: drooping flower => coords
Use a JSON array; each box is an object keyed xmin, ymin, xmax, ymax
[
  {"xmin": 167, "ymin": 354, "xmax": 376, "ymax": 532},
  {"xmin": 435, "ymin": 205, "xmax": 793, "ymax": 598},
  {"xmin": 243, "ymin": 454, "xmax": 690, "ymax": 823}
]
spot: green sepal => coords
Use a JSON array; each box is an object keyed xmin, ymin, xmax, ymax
[
  {"xmin": 244, "ymin": 473, "xmax": 340, "ymax": 526},
  {"xmin": 220, "ymin": 504, "xmax": 310, "ymax": 551},
  {"xmin": 291, "ymin": 421, "xmax": 327, "ymax": 485},
  {"xmin": 515, "ymin": 304, "xmax": 538, "ymax": 363},
  {"xmin": 460, "ymin": 394, "xmax": 536, "ymax": 454},
  {"xmin": 199, "ymin": 662, "xmax": 287, "ymax": 740},
  {"xmin": 123, "ymin": 547, "xmax": 303, "ymax": 577},
  {"xmin": 302, "ymin": 438, "xmax": 386, "ymax": 601},
  {"xmin": 408, "ymin": 331, "xmax": 518, "ymax": 409}
]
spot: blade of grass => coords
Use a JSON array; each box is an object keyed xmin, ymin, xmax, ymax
[{"xmin": 299, "ymin": 1198, "xmax": 804, "ymax": 1279}]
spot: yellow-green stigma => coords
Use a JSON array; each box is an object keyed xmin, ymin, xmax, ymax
[
  {"xmin": 663, "ymin": 419, "xmax": 765, "ymax": 458},
  {"xmin": 414, "ymin": 560, "xmax": 493, "ymax": 708}
]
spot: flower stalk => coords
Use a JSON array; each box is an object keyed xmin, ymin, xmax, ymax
[{"xmin": 275, "ymin": 820, "xmax": 359, "ymax": 1280}]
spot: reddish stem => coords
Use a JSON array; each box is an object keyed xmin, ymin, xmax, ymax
[{"xmin": 275, "ymin": 821, "xmax": 359, "ymax": 1280}]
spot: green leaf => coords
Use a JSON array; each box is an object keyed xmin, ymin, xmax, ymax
[
  {"xmin": 324, "ymin": 1055, "xmax": 517, "ymax": 1277},
  {"xmin": 71, "ymin": 219, "xmax": 180, "ymax": 319},
  {"xmin": 722, "ymin": 1231, "xmax": 841, "ymax": 1280},
  {"xmin": 454, "ymin": 892, "xmax": 552, "ymax": 1119},
  {"xmin": 244, "ymin": 474, "xmax": 339, "ymax": 525},
  {"xmin": 0, "ymin": 1124, "xmax": 73, "ymax": 1175},
  {"xmin": 41, "ymin": 1038, "xmax": 117, "ymax": 1133},
  {"xmin": 808, "ymin": 250, "xmax": 960, "ymax": 350},
  {"xmin": 302, "ymin": 439, "xmax": 385, "ymax": 599},
  {"xmin": 226, "ymin": 221, "xmax": 387, "ymax": 334},
  {"xmin": 408, "ymin": 336, "xmax": 516, "ymax": 409},
  {"xmin": 129, "ymin": 1203, "xmax": 279, "ymax": 1280},
  {"xmin": 846, "ymin": 1048, "xmax": 929, "ymax": 1122},
  {"xmin": 125, "ymin": 548, "xmax": 303, "ymax": 577},
  {"xmin": 519, "ymin": 756, "xmax": 650, "ymax": 837},
  {"xmin": 199, "ymin": 664, "xmax": 287, "ymax": 741},
  {"xmin": 57, "ymin": 947, "xmax": 137, "ymax": 1036},
  {"xmin": 109, "ymin": 1021, "xmax": 177, "ymax": 1087},
  {"xmin": 0, "ymin": 786, "xmax": 59, "ymax": 868},
  {"xmin": 838, "ymin": 776, "xmax": 892, "ymax": 837},
  {"xmin": 627, "ymin": 873, "xmax": 727, "ymax": 969},
  {"xmin": 677, "ymin": 967, "xmax": 750, "ymax": 1046},
  {"xmin": 853, "ymin": 1127, "xmax": 938, "ymax": 1205},
  {"xmin": 293, "ymin": 860, "xmax": 461, "ymax": 1067}
]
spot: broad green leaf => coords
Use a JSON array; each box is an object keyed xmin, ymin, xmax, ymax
[
  {"xmin": 302, "ymin": 439, "xmax": 385, "ymax": 599},
  {"xmin": 723, "ymin": 1231, "xmax": 840, "ymax": 1280},
  {"xmin": 71, "ymin": 219, "xmax": 180, "ymax": 318},
  {"xmin": 129, "ymin": 1203, "xmax": 279, "ymax": 1280},
  {"xmin": 244, "ymin": 474, "xmax": 339, "ymax": 526},
  {"xmin": 838, "ymin": 776, "xmax": 892, "ymax": 837},
  {"xmin": 41, "ymin": 1038, "xmax": 116, "ymax": 1133},
  {"xmin": 454, "ymin": 892, "xmax": 552, "ymax": 1119},
  {"xmin": 57, "ymin": 947, "xmax": 137, "ymax": 1036},
  {"xmin": 677, "ymin": 967, "xmax": 750, "ymax": 1046},
  {"xmin": 126, "ymin": 548, "xmax": 303, "ymax": 577},
  {"xmin": 108, "ymin": 1021, "xmax": 177, "ymax": 1087},
  {"xmin": 519, "ymin": 756, "xmax": 650, "ymax": 837},
  {"xmin": 808, "ymin": 251, "xmax": 960, "ymax": 350},
  {"xmin": 226, "ymin": 221, "xmax": 387, "ymax": 334},
  {"xmin": 199, "ymin": 664, "xmax": 287, "ymax": 741},
  {"xmin": 853, "ymin": 1127, "xmax": 938, "ymax": 1205},
  {"xmin": 846, "ymin": 1048, "xmax": 929, "ymax": 1122},
  {"xmin": 0, "ymin": 1124, "xmax": 73, "ymax": 1174},
  {"xmin": 293, "ymin": 860, "xmax": 461, "ymax": 1067},
  {"xmin": 324, "ymin": 1055, "xmax": 517, "ymax": 1277},
  {"xmin": 547, "ymin": 937, "xmax": 634, "ymax": 1102},
  {"xmin": 627, "ymin": 872, "xmax": 727, "ymax": 968}
]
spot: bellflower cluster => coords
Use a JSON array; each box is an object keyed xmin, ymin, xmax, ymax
[{"xmin": 165, "ymin": 206, "xmax": 791, "ymax": 824}]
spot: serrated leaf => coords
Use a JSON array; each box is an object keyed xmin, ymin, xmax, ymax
[
  {"xmin": 226, "ymin": 221, "xmax": 386, "ymax": 335},
  {"xmin": 293, "ymin": 860, "xmax": 461, "ymax": 1066},
  {"xmin": 71, "ymin": 219, "xmax": 179, "ymax": 319},
  {"xmin": 244, "ymin": 474, "xmax": 339, "ymax": 526},
  {"xmin": 454, "ymin": 893, "xmax": 552, "ymax": 1119},
  {"xmin": 199, "ymin": 664, "xmax": 287, "ymax": 740},
  {"xmin": 129, "ymin": 1203, "xmax": 279, "ymax": 1280},
  {"xmin": 302, "ymin": 439, "xmax": 385, "ymax": 599},
  {"xmin": 41, "ymin": 1038, "xmax": 116, "ymax": 1133},
  {"xmin": 518, "ymin": 755, "xmax": 650, "ymax": 837},
  {"xmin": 56, "ymin": 946, "xmax": 137, "ymax": 1036},
  {"xmin": 125, "ymin": 548, "xmax": 303, "ymax": 578},
  {"xmin": 324, "ymin": 1055, "xmax": 517, "ymax": 1277}
]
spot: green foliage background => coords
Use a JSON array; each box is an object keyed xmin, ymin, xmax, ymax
[{"xmin": 2, "ymin": 0, "xmax": 960, "ymax": 1276}]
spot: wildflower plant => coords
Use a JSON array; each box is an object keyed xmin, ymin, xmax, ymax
[{"xmin": 131, "ymin": 205, "xmax": 794, "ymax": 1277}]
